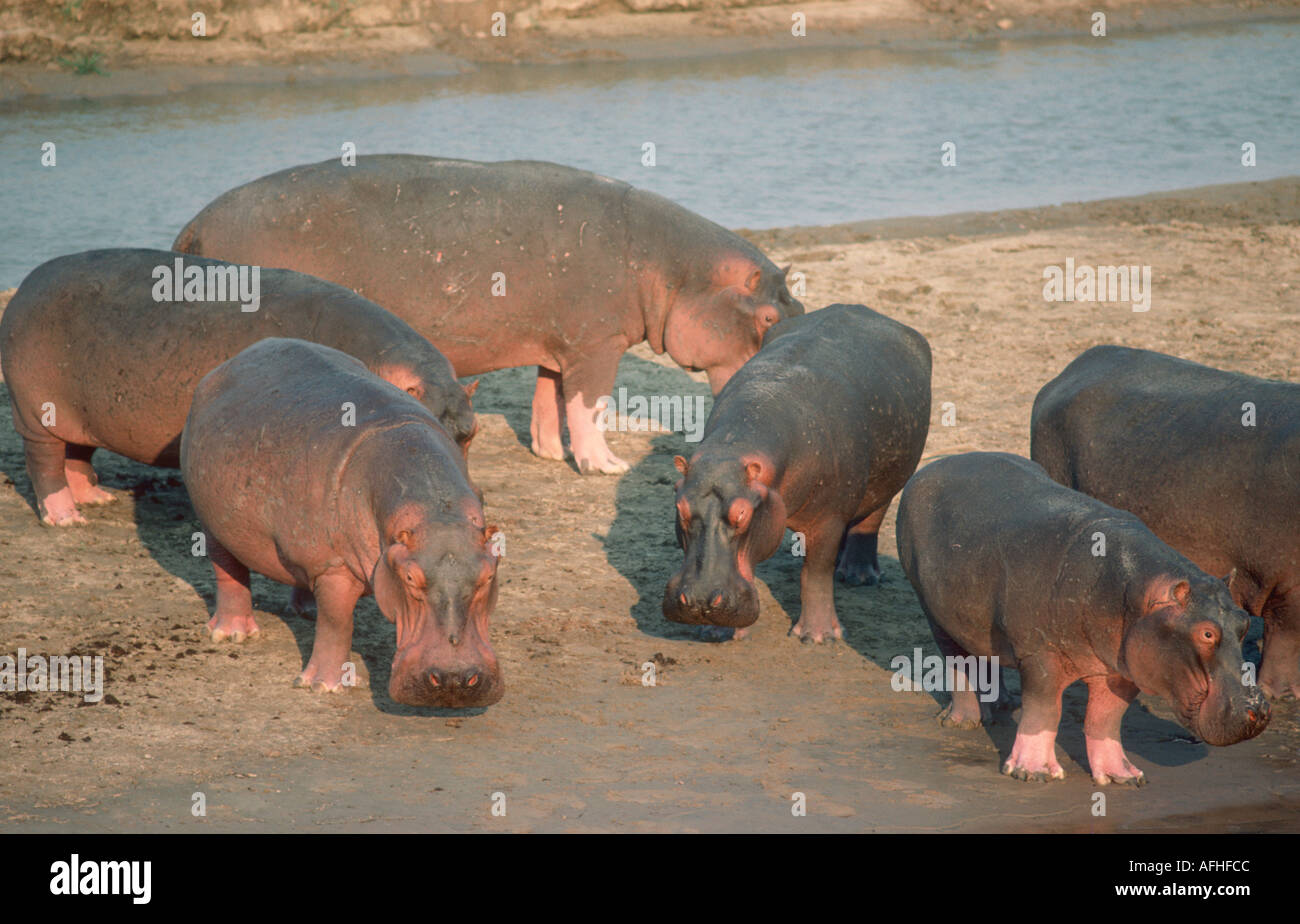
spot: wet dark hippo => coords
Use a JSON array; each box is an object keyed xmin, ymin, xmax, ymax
[
  {"xmin": 0, "ymin": 249, "xmax": 476, "ymax": 527},
  {"xmin": 1032, "ymin": 345, "xmax": 1300, "ymax": 701},
  {"xmin": 662, "ymin": 304, "xmax": 931, "ymax": 642},
  {"xmin": 181, "ymin": 338, "xmax": 502, "ymax": 708},
  {"xmin": 896, "ymin": 452, "xmax": 1270, "ymax": 785},
  {"xmin": 173, "ymin": 155, "xmax": 803, "ymax": 475}
]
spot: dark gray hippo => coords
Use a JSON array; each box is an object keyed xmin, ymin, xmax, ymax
[
  {"xmin": 662, "ymin": 304, "xmax": 932, "ymax": 642},
  {"xmin": 897, "ymin": 452, "xmax": 1270, "ymax": 785},
  {"xmin": 0, "ymin": 248, "xmax": 476, "ymax": 527},
  {"xmin": 1032, "ymin": 345, "xmax": 1300, "ymax": 701}
]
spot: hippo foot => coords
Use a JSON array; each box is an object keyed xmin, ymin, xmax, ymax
[
  {"xmin": 575, "ymin": 450, "xmax": 630, "ymax": 476},
  {"xmin": 38, "ymin": 489, "xmax": 88, "ymax": 527},
  {"xmin": 295, "ymin": 662, "xmax": 346, "ymax": 693},
  {"xmin": 70, "ymin": 484, "xmax": 116, "ymax": 506},
  {"xmin": 938, "ymin": 702, "xmax": 983, "ymax": 730},
  {"xmin": 1260, "ymin": 674, "xmax": 1300, "ymax": 702},
  {"xmin": 207, "ymin": 610, "xmax": 261, "ymax": 643},
  {"xmin": 835, "ymin": 559, "xmax": 882, "ymax": 586},
  {"xmin": 1002, "ymin": 731, "xmax": 1066, "ymax": 782},
  {"xmin": 529, "ymin": 439, "xmax": 567, "ymax": 463},
  {"xmin": 791, "ymin": 619, "xmax": 843, "ymax": 644}
]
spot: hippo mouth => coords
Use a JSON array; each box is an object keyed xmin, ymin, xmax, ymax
[
  {"xmin": 388, "ymin": 653, "xmax": 504, "ymax": 709},
  {"xmin": 662, "ymin": 578, "xmax": 759, "ymax": 628},
  {"xmin": 1183, "ymin": 686, "xmax": 1271, "ymax": 746}
]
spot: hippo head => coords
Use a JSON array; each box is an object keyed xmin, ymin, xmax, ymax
[
  {"xmin": 1119, "ymin": 574, "xmax": 1270, "ymax": 746},
  {"xmin": 662, "ymin": 452, "xmax": 787, "ymax": 628},
  {"xmin": 373, "ymin": 506, "xmax": 503, "ymax": 708},
  {"xmin": 415, "ymin": 377, "xmax": 480, "ymax": 460},
  {"xmin": 376, "ymin": 362, "xmax": 480, "ymax": 459},
  {"xmin": 663, "ymin": 253, "xmax": 803, "ymax": 394}
]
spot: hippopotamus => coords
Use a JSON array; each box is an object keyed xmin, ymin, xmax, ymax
[
  {"xmin": 662, "ymin": 304, "xmax": 931, "ymax": 642},
  {"xmin": 896, "ymin": 452, "xmax": 1270, "ymax": 785},
  {"xmin": 172, "ymin": 155, "xmax": 803, "ymax": 475},
  {"xmin": 1032, "ymin": 345, "xmax": 1300, "ymax": 701},
  {"xmin": 180, "ymin": 338, "xmax": 502, "ymax": 707},
  {"xmin": 0, "ymin": 248, "xmax": 476, "ymax": 527}
]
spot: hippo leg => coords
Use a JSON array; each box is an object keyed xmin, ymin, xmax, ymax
[
  {"xmin": 931, "ymin": 623, "xmax": 984, "ymax": 729},
  {"xmin": 64, "ymin": 445, "xmax": 115, "ymax": 506},
  {"xmin": 791, "ymin": 519, "xmax": 846, "ymax": 643},
  {"xmin": 288, "ymin": 586, "xmax": 317, "ymax": 621},
  {"xmin": 835, "ymin": 502, "xmax": 890, "ymax": 585},
  {"xmin": 1082, "ymin": 674, "xmax": 1146, "ymax": 786},
  {"xmin": 1259, "ymin": 594, "xmax": 1300, "ymax": 701},
  {"xmin": 23, "ymin": 435, "xmax": 85, "ymax": 526},
  {"xmin": 561, "ymin": 348, "xmax": 629, "ymax": 475},
  {"xmin": 206, "ymin": 536, "xmax": 260, "ymax": 643},
  {"xmin": 295, "ymin": 571, "xmax": 362, "ymax": 693},
  {"xmin": 529, "ymin": 367, "xmax": 567, "ymax": 462},
  {"xmin": 1002, "ymin": 660, "xmax": 1067, "ymax": 781}
]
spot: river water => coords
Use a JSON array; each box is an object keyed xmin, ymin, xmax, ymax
[{"xmin": 1, "ymin": 21, "xmax": 1297, "ymax": 287}]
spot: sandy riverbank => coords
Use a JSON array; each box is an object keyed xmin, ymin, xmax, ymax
[
  {"xmin": 0, "ymin": 176, "xmax": 1296, "ymax": 832},
  {"xmin": 3, "ymin": 0, "xmax": 1298, "ymax": 103}
]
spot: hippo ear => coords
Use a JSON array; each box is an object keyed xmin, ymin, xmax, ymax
[
  {"xmin": 779, "ymin": 264, "xmax": 791, "ymax": 279},
  {"xmin": 742, "ymin": 455, "xmax": 775, "ymax": 487},
  {"xmin": 1147, "ymin": 576, "xmax": 1191, "ymax": 612},
  {"xmin": 711, "ymin": 257, "xmax": 762, "ymax": 295},
  {"xmin": 464, "ymin": 379, "xmax": 480, "ymax": 399},
  {"xmin": 673, "ymin": 455, "xmax": 690, "ymax": 476},
  {"xmin": 384, "ymin": 539, "xmax": 427, "ymax": 598}
]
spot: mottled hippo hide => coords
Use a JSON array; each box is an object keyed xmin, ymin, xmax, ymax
[
  {"xmin": 896, "ymin": 452, "xmax": 1270, "ymax": 786},
  {"xmin": 180, "ymin": 339, "xmax": 502, "ymax": 708},
  {"xmin": 173, "ymin": 155, "xmax": 803, "ymax": 475},
  {"xmin": 1032, "ymin": 345, "xmax": 1300, "ymax": 701},
  {"xmin": 0, "ymin": 249, "xmax": 476, "ymax": 527},
  {"xmin": 663, "ymin": 304, "xmax": 932, "ymax": 643}
]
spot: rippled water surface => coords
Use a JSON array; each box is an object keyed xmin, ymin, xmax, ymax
[{"xmin": 2, "ymin": 21, "xmax": 1298, "ymax": 286}]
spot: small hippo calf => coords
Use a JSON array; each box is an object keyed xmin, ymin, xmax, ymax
[
  {"xmin": 663, "ymin": 304, "xmax": 932, "ymax": 642},
  {"xmin": 181, "ymin": 338, "xmax": 502, "ymax": 708},
  {"xmin": 896, "ymin": 452, "xmax": 1270, "ymax": 785},
  {"xmin": 0, "ymin": 249, "xmax": 477, "ymax": 527}
]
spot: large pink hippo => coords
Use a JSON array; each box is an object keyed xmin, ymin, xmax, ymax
[
  {"xmin": 173, "ymin": 155, "xmax": 803, "ymax": 475},
  {"xmin": 181, "ymin": 338, "xmax": 502, "ymax": 708}
]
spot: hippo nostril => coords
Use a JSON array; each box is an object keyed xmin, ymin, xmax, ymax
[
  {"xmin": 466, "ymin": 671, "xmax": 480, "ymax": 688},
  {"xmin": 429, "ymin": 670, "xmax": 441, "ymax": 687},
  {"xmin": 679, "ymin": 592, "xmax": 687, "ymax": 606}
]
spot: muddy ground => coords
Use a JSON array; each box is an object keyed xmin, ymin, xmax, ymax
[{"xmin": 0, "ymin": 176, "xmax": 1297, "ymax": 832}]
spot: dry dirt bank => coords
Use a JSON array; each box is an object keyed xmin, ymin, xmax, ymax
[{"xmin": 0, "ymin": 176, "xmax": 1297, "ymax": 832}]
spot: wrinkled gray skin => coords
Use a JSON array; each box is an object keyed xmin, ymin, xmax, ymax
[
  {"xmin": 0, "ymin": 249, "xmax": 476, "ymax": 527},
  {"xmin": 173, "ymin": 155, "xmax": 802, "ymax": 475},
  {"xmin": 1032, "ymin": 344, "xmax": 1300, "ymax": 701},
  {"xmin": 896, "ymin": 452, "xmax": 1270, "ymax": 786},
  {"xmin": 181, "ymin": 338, "xmax": 502, "ymax": 709}
]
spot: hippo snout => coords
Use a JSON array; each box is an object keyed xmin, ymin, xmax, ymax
[
  {"xmin": 1191, "ymin": 682, "xmax": 1271, "ymax": 746},
  {"xmin": 662, "ymin": 572, "xmax": 759, "ymax": 628},
  {"xmin": 389, "ymin": 641, "xmax": 503, "ymax": 708}
]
